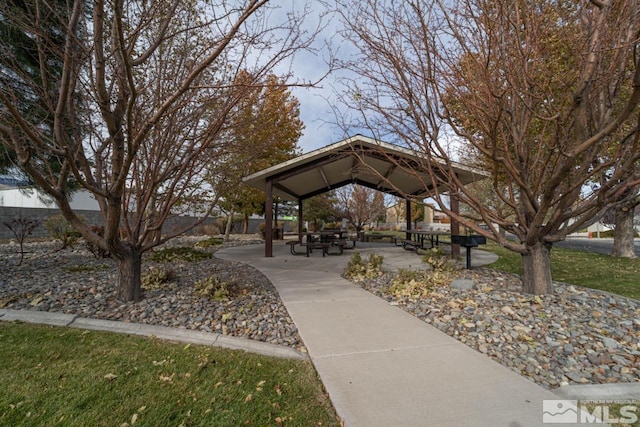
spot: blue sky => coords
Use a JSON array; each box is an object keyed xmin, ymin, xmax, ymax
[
  {"xmin": 290, "ymin": 81, "xmax": 342, "ymax": 153},
  {"xmin": 276, "ymin": 2, "xmax": 353, "ymax": 154}
]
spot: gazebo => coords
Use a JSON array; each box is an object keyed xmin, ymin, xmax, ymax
[{"xmin": 242, "ymin": 135, "xmax": 486, "ymax": 257}]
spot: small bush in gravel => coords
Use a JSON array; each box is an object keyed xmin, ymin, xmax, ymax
[
  {"xmin": 3, "ymin": 217, "xmax": 39, "ymax": 265},
  {"xmin": 194, "ymin": 237, "xmax": 224, "ymax": 248},
  {"xmin": 421, "ymin": 247, "xmax": 457, "ymax": 272},
  {"xmin": 148, "ymin": 246, "xmax": 211, "ymax": 263},
  {"xmin": 45, "ymin": 215, "xmax": 82, "ymax": 249},
  {"xmin": 141, "ymin": 268, "xmax": 176, "ymax": 290},
  {"xmin": 388, "ymin": 268, "xmax": 433, "ymax": 298},
  {"xmin": 368, "ymin": 252, "xmax": 384, "ymax": 271},
  {"xmin": 194, "ymin": 276, "xmax": 230, "ymax": 301},
  {"xmin": 388, "ymin": 268, "xmax": 453, "ymax": 298},
  {"xmin": 344, "ymin": 252, "xmax": 384, "ymax": 281}
]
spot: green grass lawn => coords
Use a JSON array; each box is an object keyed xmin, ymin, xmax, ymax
[
  {"xmin": 483, "ymin": 242, "xmax": 640, "ymax": 300},
  {"xmin": 0, "ymin": 322, "xmax": 338, "ymax": 427}
]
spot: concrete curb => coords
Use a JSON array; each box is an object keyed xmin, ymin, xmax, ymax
[
  {"xmin": 0, "ymin": 308, "xmax": 76, "ymax": 326},
  {"xmin": 0, "ymin": 308, "xmax": 307, "ymax": 360},
  {"xmin": 553, "ymin": 383, "xmax": 640, "ymax": 401}
]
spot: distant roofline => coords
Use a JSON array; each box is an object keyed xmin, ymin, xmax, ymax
[{"xmin": 0, "ymin": 176, "xmax": 29, "ymax": 188}]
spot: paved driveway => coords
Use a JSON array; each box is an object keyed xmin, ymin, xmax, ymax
[{"xmin": 555, "ymin": 237, "xmax": 640, "ymax": 256}]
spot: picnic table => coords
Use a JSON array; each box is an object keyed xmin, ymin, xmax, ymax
[
  {"xmin": 401, "ymin": 230, "xmax": 450, "ymax": 251},
  {"xmin": 286, "ymin": 230, "xmax": 353, "ymax": 257}
]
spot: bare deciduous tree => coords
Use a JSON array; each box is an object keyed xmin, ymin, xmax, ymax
[
  {"xmin": 602, "ymin": 187, "xmax": 639, "ymax": 258},
  {"xmin": 336, "ymin": 0, "xmax": 640, "ymax": 294},
  {"xmin": 334, "ymin": 185, "xmax": 386, "ymax": 232},
  {"xmin": 391, "ymin": 197, "xmax": 426, "ymax": 229},
  {"xmin": 0, "ymin": 0, "xmax": 323, "ymax": 301}
]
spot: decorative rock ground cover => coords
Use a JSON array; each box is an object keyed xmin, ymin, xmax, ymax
[
  {"xmin": 3, "ymin": 237, "xmax": 639, "ymax": 391},
  {"xmin": 354, "ymin": 267, "xmax": 640, "ymax": 390},
  {"xmin": 0, "ymin": 237, "xmax": 304, "ymax": 351}
]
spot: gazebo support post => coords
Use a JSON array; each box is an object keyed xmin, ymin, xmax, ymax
[
  {"xmin": 450, "ymin": 191, "xmax": 460, "ymax": 257},
  {"xmin": 265, "ymin": 179, "xmax": 273, "ymax": 257},
  {"xmin": 405, "ymin": 199, "xmax": 412, "ymax": 240},
  {"xmin": 298, "ymin": 199, "xmax": 303, "ymax": 240},
  {"xmin": 274, "ymin": 199, "xmax": 279, "ymax": 238}
]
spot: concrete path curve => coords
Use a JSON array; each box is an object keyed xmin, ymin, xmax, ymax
[{"xmin": 216, "ymin": 242, "xmax": 579, "ymax": 427}]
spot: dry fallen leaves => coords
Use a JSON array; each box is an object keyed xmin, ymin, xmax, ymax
[
  {"xmin": 159, "ymin": 373, "xmax": 174, "ymax": 383},
  {"xmin": 104, "ymin": 373, "xmax": 117, "ymax": 382}
]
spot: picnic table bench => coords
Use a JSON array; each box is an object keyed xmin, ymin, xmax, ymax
[
  {"xmin": 286, "ymin": 237, "xmax": 345, "ymax": 257},
  {"xmin": 401, "ymin": 230, "xmax": 450, "ymax": 251},
  {"xmin": 401, "ymin": 239, "xmax": 422, "ymax": 251}
]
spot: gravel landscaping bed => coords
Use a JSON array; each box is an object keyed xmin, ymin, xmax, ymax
[
  {"xmin": 3, "ymin": 236, "xmax": 639, "ymax": 391},
  {"xmin": 354, "ymin": 268, "xmax": 640, "ymax": 390},
  {"xmin": 0, "ymin": 236, "xmax": 304, "ymax": 352}
]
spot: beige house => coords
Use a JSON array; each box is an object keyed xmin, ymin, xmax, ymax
[{"xmin": 384, "ymin": 202, "xmax": 448, "ymax": 229}]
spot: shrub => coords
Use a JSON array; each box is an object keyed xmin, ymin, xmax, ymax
[
  {"xmin": 388, "ymin": 268, "xmax": 433, "ymax": 298},
  {"xmin": 421, "ymin": 247, "xmax": 457, "ymax": 273},
  {"xmin": 368, "ymin": 252, "xmax": 384, "ymax": 271},
  {"xmin": 344, "ymin": 252, "xmax": 365, "ymax": 279},
  {"xmin": 194, "ymin": 237, "xmax": 224, "ymax": 248},
  {"xmin": 388, "ymin": 268, "xmax": 453, "ymax": 298},
  {"xmin": 194, "ymin": 276, "xmax": 230, "ymax": 301},
  {"xmin": 344, "ymin": 252, "xmax": 384, "ymax": 281},
  {"xmin": 3, "ymin": 217, "xmax": 39, "ymax": 265},
  {"xmin": 200, "ymin": 223, "xmax": 223, "ymax": 236},
  {"xmin": 141, "ymin": 267, "xmax": 176, "ymax": 290},
  {"xmin": 45, "ymin": 214, "xmax": 81, "ymax": 249},
  {"xmin": 148, "ymin": 246, "xmax": 211, "ymax": 263},
  {"xmin": 259, "ymin": 221, "xmax": 284, "ymax": 231}
]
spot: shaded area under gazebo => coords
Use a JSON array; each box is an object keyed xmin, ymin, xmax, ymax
[{"xmin": 242, "ymin": 135, "xmax": 486, "ymax": 257}]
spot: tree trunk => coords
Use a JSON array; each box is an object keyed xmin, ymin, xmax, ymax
[
  {"xmin": 612, "ymin": 205, "xmax": 636, "ymax": 258},
  {"xmin": 521, "ymin": 241, "xmax": 553, "ymax": 295},
  {"xmin": 114, "ymin": 247, "xmax": 143, "ymax": 302},
  {"xmin": 224, "ymin": 212, "xmax": 233, "ymax": 242}
]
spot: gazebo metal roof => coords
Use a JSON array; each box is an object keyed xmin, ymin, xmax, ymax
[
  {"xmin": 243, "ymin": 134, "xmax": 485, "ymax": 201},
  {"xmin": 243, "ymin": 134, "xmax": 488, "ymax": 257}
]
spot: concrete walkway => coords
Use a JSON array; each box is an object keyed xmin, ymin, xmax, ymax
[{"xmin": 216, "ymin": 242, "xmax": 580, "ymax": 427}]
